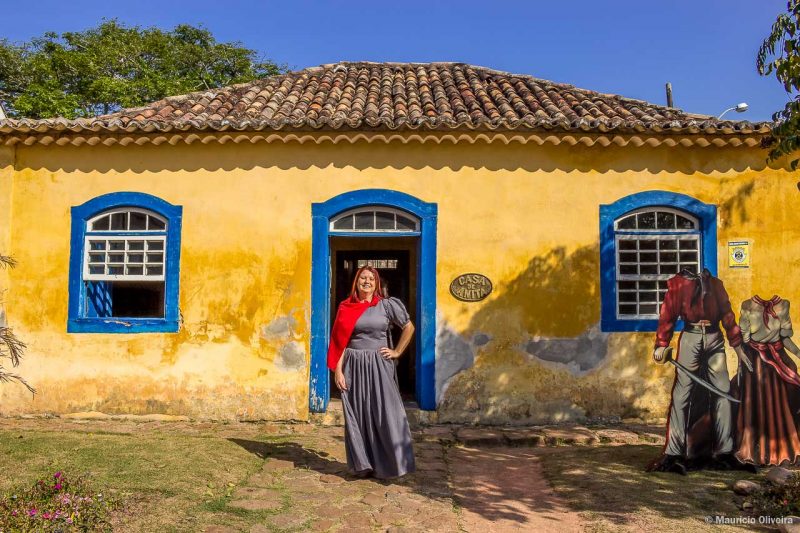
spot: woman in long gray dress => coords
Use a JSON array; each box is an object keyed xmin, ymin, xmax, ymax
[{"xmin": 326, "ymin": 266, "xmax": 416, "ymax": 479}]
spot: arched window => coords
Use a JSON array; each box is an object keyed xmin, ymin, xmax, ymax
[
  {"xmin": 68, "ymin": 193, "xmax": 183, "ymax": 333},
  {"xmin": 330, "ymin": 207, "xmax": 420, "ymax": 233},
  {"xmin": 599, "ymin": 191, "xmax": 717, "ymax": 332},
  {"xmin": 614, "ymin": 207, "xmax": 701, "ymax": 319},
  {"xmin": 85, "ymin": 209, "xmax": 167, "ymax": 280}
]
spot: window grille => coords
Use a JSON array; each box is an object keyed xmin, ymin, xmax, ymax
[
  {"xmin": 84, "ymin": 237, "xmax": 166, "ymax": 281},
  {"xmin": 84, "ymin": 209, "xmax": 167, "ymax": 281},
  {"xmin": 614, "ymin": 208, "xmax": 701, "ymax": 319}
]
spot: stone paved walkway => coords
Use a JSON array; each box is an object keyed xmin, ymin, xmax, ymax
[
  {"xmin": 222, "ymin": 429, "xmax": 461, "ymax": 532},
  {"xmin": 205, "ymin": 423, "xmax": 662, "ymax": 532},
  {"xmin": 451, "ymin": 447, "xmax": 582, "ymax": 533},
  {"xmin": 214, "ymin": 432, "xmax": 585, "ymax": 532}
]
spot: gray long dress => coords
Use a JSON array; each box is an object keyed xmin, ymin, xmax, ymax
[{"xmin": 341, "ymin": 297, "xmax": 416, "ymax": 479}]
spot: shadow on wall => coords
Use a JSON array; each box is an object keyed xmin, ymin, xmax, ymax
[
  {"xmin": 469, "ymin": 244, "xmax": 600, "ymax": 340},
  {"xmin": 18, "ymin": 138, "xmax": 773, "ymax": 175},
  {"xmin": 436, "ymin": 244, "xmax": 601, "ymax": 408},
  {"xmin": 719, "ymin": 179, "xmax": 755, "ymax": 226},
  {"xmin": 437, "ymin": 243, "xmax": 673, "ymax": 424}
]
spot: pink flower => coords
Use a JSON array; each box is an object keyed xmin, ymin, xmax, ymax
[
  {"xmin": 53, "ymin": 471, "xmax": 62, "ymax": 479},
  {"xmin": 54, "ymin": 483, "xmax": 62, "ymax": 491},
  {"xmin": 42, "ymin": 511, "xmax": 53, "ymax": 520},
  {"xmin": 66, "ymin": 518, "xmax": 73, "ymax": 524},
  {"xmin": 28, "ymin": 508, "xmax": 37, "ymax": 517},
  {"xmin": 10, "ymin": 510, "xmax": 17, "ymax": 517}
]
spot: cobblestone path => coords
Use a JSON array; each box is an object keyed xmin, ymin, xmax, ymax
[{"xmin": 203, "ymin": 422, "xmax": 656, "ymax": 532}]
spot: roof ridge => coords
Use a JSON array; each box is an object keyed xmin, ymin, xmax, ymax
[
  {"xmin": 4, "ymin": 61, "xmax": 772, "ymax": 136},
  {"xmin": 302, "ymin": 62, "xmax": 688, "ymax": 112}
]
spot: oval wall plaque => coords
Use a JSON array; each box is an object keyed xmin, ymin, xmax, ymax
[{"xmin": 450, "ymin": 273, "xmax": 493, "ymax": 302}]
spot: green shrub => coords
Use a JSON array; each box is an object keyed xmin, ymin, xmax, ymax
[
  {"xmin": 0, "ymin": 471, "xmax": 120, "ymax": 531},
  {"xmin": 750, "ymin": 475, "xmax": 800, "ymax": 517}
]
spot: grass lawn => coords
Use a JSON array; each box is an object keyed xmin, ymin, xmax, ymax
[
  {"xmin": 0, "ymin": 421, "xmax": 299, "ymax": 531},
  {"xmin": 538, "ymin": 444, "xmax": 767, "ymax": 532}
]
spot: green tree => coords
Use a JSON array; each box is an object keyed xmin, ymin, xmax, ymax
[
  {"xmin": 758, "ymin": 0, "xmax": 800, "ymax": 169},
  {"xmin": 0, "ymin": 20, "xmax": 284, "ymax": 119},
  {"xmin": 0, "ymin": 255, "xmax": 34, "ymax": 395}
]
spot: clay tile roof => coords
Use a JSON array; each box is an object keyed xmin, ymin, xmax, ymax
[{"xmin": 0, "ymin": 62, "xmax": 771, "ymax": 136}]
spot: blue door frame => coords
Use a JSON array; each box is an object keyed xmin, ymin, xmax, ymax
[{"xmin": 310, "ymin": 189, "xmax": 438, "ymax": 412}]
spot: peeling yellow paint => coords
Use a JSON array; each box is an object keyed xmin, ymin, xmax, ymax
[
  {"xmin": 0, "ymin": 138, "xmax": 795, "ymax": 423},
  {"xmin": 0, "ymin": 146, "xmax": 14, "ymax": 298}
]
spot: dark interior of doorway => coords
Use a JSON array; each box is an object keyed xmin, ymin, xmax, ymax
[{"xmin": 329, "ymin": 237, "xmax": 417, "ymax": 402}]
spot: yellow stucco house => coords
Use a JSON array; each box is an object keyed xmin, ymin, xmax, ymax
[{"xmin": 0, "ymin": 62, "xmax": 791, "ymax": 424}]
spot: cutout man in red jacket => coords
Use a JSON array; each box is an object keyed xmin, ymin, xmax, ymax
[{"xmin": 648, "ymin": 268, "xmax": 754, "ymax": 474}]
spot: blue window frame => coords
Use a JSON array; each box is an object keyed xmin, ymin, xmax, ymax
[
  {"xmin": 599, "ymin": 191, "xmax": 717, "ymax": 332},
  {"xmin": 68, "ymin": 192, "xmax": 182, "ymax": 333}
]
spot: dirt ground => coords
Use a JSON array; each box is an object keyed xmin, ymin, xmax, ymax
[{"xmin": 0, "ymin": 418, "xmax": 768, "ymax": 532}]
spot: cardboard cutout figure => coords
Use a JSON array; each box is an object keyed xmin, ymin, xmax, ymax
[
  {"xmin": 647, "ymin": 269, "xmax": 754, "ymax": 474},
  {"xmin": 731, "ymin": 296, "xmax": 800, "ymax": 465}
]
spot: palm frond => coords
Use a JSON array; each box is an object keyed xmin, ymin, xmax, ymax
[
  {"xmin": 0, "ymin": 364, "xmax": 35, "ymax": 394},
  {"xmin": 0, "ymin": 326, "xmax": 26, "ymax": 366},
  {"xmin": 0, "ymin": 255, "xmax": 16, "ymax": 269},
  {"xmin": 0, "ymin": 253, "xmax": 32, "ymax": 394}
]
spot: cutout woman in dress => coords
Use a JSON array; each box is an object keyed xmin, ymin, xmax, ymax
[
  {"xmin": 733, "ymin": 295, "xmax": 800, "ymax": 465},
  {"xmin": 327, "ymin": 266, "xmax": 416, "ymax": 479}
]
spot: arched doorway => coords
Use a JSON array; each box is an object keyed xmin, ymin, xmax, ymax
[{"xmin": 309, "ymin": 190, "xmax": 437, "ymax": 412}]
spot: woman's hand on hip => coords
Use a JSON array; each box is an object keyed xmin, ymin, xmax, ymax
[
  {"xmin": 380, "ymin": 347, "xmax": 400, "ymax": 360},
  {"xmin": 335, "ymin": 369, "xmax": 348, "ymax": 392}
]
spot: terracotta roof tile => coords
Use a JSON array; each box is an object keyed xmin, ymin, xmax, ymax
[{"xmin": 0, "ymin": 62, "xmax": 770, "ymax": 136}]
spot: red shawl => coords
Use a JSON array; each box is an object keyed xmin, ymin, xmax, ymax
[
  {"xmin": 327, "ymin": 294, "xmax": 382, "ymax": 370},
  {"xmin": 753, "ymin": 295, "xmax": 781, "ymax": 326}
]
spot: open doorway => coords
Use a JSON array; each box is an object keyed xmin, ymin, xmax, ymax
[
  {"xmin": 329, "ymin": 236, "xmax": 418, "ymax": 401},
  {"xmin": 309, "ymin": 190, "xmax": 437, "ymax": 413}
]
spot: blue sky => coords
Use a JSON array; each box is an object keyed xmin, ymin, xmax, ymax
[{"xmin": 4, "ymin": 0, "xmax": 790, "ymax": 121}]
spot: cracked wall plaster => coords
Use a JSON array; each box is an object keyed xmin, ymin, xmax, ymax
[
  {"xmin": 522, "ymin": 323, "xmax": 609, "ymax": 374},
  {"xmin": 276, "ymin": 341, "xmax": 305, "ymax": 371},
  {"xmin": 260, "ymin": 316, "xmax": 296, "ymax": 340},
  {"xmin": 435, "ymin": 319, "xmax": 492, "ymax": 402}
]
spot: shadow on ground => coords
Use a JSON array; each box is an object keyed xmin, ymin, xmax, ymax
[
  {"xmin": 228, "ymin": 438, "xmax": 350, "ymax": 477},
  {"xmin": 230, "ymin": 434, "xmax": 576, "ymax": 530},
  {"xmin": 226, "ymin": 433, "xmax": 462, "ymax": 530},
  {"xmin": 538, "ymin": 444, "xmax": 766, "ymax": 530},
  {"xmin": 229, "ymin": 434, "xmax": 454, "ymax": 493},
  {"xmin": 448, "ymin": 446, "xmax": 582, "ymax": 531}
]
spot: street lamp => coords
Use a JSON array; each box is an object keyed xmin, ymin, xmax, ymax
[{"xmin": 717, "ymin": 103, "xmax": 749, "ymax": 120}]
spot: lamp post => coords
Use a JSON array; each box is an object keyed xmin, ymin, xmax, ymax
[{"xmin": 717, "ymin": 103, "xmax": 749, "ymax": 120}]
